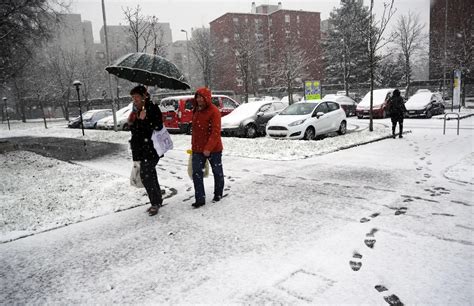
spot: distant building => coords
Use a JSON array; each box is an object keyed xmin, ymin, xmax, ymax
[
  {"xmin": 210, "ymin": 2, "xmax": 322, "ymax": 94},
  {"xmin": 99, "ymin": 22, "xmax": 173, "ymax": 61},
  {"xmin": 429, "ymin": 0, "xmax": 473, "ymax": 82},
  {"xmin": 50, "ymin": 14, "xmax": 94, "ymax": 57}
]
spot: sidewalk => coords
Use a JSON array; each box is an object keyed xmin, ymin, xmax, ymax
[{"xmin": 0, "ymin": 121, "xmax": 472, "ymax": 304}]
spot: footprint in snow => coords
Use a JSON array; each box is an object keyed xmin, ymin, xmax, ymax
[
  {"xmin": 375, "ymin": 285, "xmax": 404, "ymax": 306},
  {"xmin": 360, "ymin": 212, "xmax": 380, "ymax": 223},
  {"xmin": 364, "ymin": 228, "xmax": 378, "ymax": 248},
  {"xmin": 349, "ymin": 252, "xmax": 363, "ymax": 271}
]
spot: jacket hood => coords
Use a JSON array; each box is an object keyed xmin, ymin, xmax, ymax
[{"xmin": 194, "ymin": 87, "xmax": 212, "ymax": 109}]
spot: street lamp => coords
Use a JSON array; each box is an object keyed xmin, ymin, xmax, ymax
[
  {"xmin": 2, "ymin": 97, "xmax": 10, "ymax": 130},
  {"xmin": 73, "ymin": 80, "xmax": 85, "ymax": 136},
  {"xmin": 181, "ymin": 29, "xmax": 191, "ymax": 85}
]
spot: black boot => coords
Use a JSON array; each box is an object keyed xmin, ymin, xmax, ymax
[
  {"xmin": 399, "ymin": 124, "xmax": 403, "ymax": 138},
  {"xmin": 392, "ymin": 127, "xmax": 396, "ymax": 139}
]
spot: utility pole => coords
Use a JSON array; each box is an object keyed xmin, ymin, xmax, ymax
[
  {"xmin": 102, "ymin": 0, "xmax": 118, "ymax": 131},
  {"xmin": 181, "ymin": 29, "xmax": 192, "ymax": 86}
]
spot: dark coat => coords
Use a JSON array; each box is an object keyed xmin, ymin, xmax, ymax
[
  {"xmin": 389, "ymin": 96, "xmax": 407, "ymax": 119},
  {"xmin": 129, "ymin": 99, "xmax": 164, "ymax": 161}
]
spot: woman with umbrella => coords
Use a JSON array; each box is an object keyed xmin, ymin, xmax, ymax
[{"xmin": 128, "ymin": 85, "xmax": 164, "ymax": 216}]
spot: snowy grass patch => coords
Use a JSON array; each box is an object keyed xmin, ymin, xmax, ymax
[{"xmin": 0, "ymin": 151, "xmax": 146, "ymax": 242}]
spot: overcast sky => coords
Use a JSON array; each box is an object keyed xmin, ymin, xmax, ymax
[{"xmin": 69, "ymin": 0, "xmax": 431, "ymax": 43}]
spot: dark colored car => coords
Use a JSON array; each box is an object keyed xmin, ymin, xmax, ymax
[
  {"xmin": 405, "ymin": 91, "xmax": 445, "ymax": 118},
  {"xmin": 323, "ymin": 94, "xmax": 358, "ymax": 116},
  {"xmin": 221, "ymin": 100, "xmax": 286, "ymax": 138},
  {"xmin": 160, "ymin": 95, "xmax": 239, "ymax": 134}
]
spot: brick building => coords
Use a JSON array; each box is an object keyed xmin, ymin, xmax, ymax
[
  {"xmin": 429, "ymin": 0, "xmax": 473, "ymax": 82},
  {"xmin": 210, "ymin": 3, "xmax": 321, "ymax": 94}
]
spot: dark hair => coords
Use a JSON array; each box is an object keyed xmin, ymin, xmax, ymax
[
  {"xmin": 130, "ymin": 85, "xmax": 148, "ymax": 96},
  {"xmin": 393, "ymin": 89, "xmax": 401, "ymax": 97}
]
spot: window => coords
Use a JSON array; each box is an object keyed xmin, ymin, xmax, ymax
[
  {"xmin": 236, "ymin": 78, "xmax": 243, "ymax": 86},
  {"xmin": 211, "ymin": 97, "xmax": 220, "ymax": 107},
  {"xmin": 233, "ymin": 17, "xmax": 239, "ymax": 25},
  {"xmin": 259, "ymin": 104, "xmax": 271, "ymax": 113},
  {"xmin": 314, "ymin": 103, "xmax": 329, "ymax": 114},
  {"xmin": 269, "ymin": 18, "xmax": 272, "ymax": 27},
  {"xmin": 327, "ymin": 102, "xmax": 339, "ymax": 112},
  {"xmin": 297, "ymin": 15, "xmax": 300, "ymax": 23},
  {"xmin": 185, "ymin": 99, "xmax": 193, "ymax": 110},
  {"xmin": 285, "ymin": 15, "xmax": 290, "ymax": 23},
  {"xmin": 222, "ymin": 97, "xmax": 237, "ymax": 109},
  {"xmin": 234, "ymin": 33, "xmax": 240, "ymax": 40}
]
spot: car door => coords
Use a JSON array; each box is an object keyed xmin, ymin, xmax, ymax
[
  {"xmin": 255, "ymin": 103, "xmax": 275, "ymax": 133},
  {"xmin": 312, "ymin": 102, "xmax": 330, "ymax": 135},
  {"xmin": 326, "ymin": 102, "xmax": 344, "ymax": 132},
  {"xmin": 432, "ymin": 93, "xmax": 444, "ymax": 114}
]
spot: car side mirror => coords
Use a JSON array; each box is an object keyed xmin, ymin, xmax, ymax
[
  {"xmin": 257, "ymin": 111, "xmax": 264, "ymax": 117},
  {"xmin": 315, "ymin": 112, "xmax": 324, "ymax": 118}
]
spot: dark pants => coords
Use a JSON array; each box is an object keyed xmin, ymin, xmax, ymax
[
  {"xmin": 391, "ymin": 115, "xmax": 404, "ymax": 136},
  {"xmin": 192, "ymin": 152, "xmax": 224, "ymax": 204},
  {"xmin": 140, "ymin": 158, "xmax": 162, "ymax": 207}
]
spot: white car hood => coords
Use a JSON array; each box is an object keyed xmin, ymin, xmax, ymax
[{"xmin": 268, "ymin": 114, "xmax": 309, "ymax": 126}]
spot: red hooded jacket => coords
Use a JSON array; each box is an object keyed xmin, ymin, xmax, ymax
[{"xmin": 191, "ymin": 87, "xmax": 223, "ymax": 153}]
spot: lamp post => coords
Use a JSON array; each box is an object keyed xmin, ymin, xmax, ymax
[
  {"xmin": 2, "ymin": 97, "xmax": 10, "ymax": 130},
  {"xmin": 181, "ymin": 29, "xmax": 191, "ymax": 85},
  {"xmin": 73, "ymin": 80, "xmax": 85, "ymax": 136}
]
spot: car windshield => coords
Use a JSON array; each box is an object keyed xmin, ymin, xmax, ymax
[
  {"xmin": 406, "ymin": 93, "xmax": 432, "ymax": 108},
  {"xmin": 230, "ymin": 102, "xmax": 265, "ymax": 116},
  {"xmin": 82, "ymin": 111, "xmax": 96, "ymax": 120},
  {"xmin": 280, "ymin": 103, "xmax": 317, "ymax": 115},
  {"xmin": 359, "ymin": 90, "xmax": 392, "ymax": 107}
]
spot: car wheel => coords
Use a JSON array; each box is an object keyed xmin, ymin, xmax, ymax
[
  {"xmin": 426, "ymin": 110, "xmax": 432, "ymax": 119},
  {"xmin": 338, "ymin": 121, "xmax": 347, "ymax": 135},
  {"xmin": 382, "ymin": 110, "xmax": 387, "ymax": 119},
  {"xmin": 186, "ymin": 125, "xmax": 192, "ymax": 135},
  {"xmin": 357, "ymin": 115, "xmax": 363, "ymax": 119},
  {"xmin": 303, "ymin": 127, "xmax": 315, "ymax": 140},
  {"xmin": 245, "ymin": 124, "xmax": 257, "ymax": 138},
  {"xmin": 93, "ymin": 122, "xmax": 98, "ymax": 129}
]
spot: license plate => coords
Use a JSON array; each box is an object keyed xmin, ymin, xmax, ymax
[{"xmin": 409, "ymin": 111, "xmax": 415, "ymax": 114}]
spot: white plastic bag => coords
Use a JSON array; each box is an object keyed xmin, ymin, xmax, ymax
[
  {"xmin": 151, "ymin": 127, "xmax": 174, "ymax": 156},
  {"xmin": 130, "ymin": 161, "xmax": 144, "ymax": 188},
  {"xmin": 187, "ymin": 150, "xmax": 209, "ymax": 179}
]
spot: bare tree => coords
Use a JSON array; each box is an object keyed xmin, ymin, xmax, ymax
[
  {"xmin": 271, "ymin": 38, "xmax": 313, "ymax": 105},
  {"xmin": 357, "ymin": 0, "xmax": 396, "ymax": 131},
  {"xmin": 232, "ymin": 21, "xmax": 266, "ymax": 102},
  {"xmin": 147, "ymin": 16, "xmax": 167, "ymax": 57},
  {"xmin": 190, "ymin": 28, "xmax": 213, "ymax": 87},
  {"xmin": 123, "ymin": 5, "xmax": 150, "ymax": 53},
  {"xmin": 392, "ymin": 11, "xmax": 426, "ymax": 97}
]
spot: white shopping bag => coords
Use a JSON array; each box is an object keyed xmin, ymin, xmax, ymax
[
  {"xmin": 130, "ymin": 161, "xmax": 144, "ymax": 188},
  {"xmin": 151, "ymin": 127, "xmax": 174, "ymax": 156}
]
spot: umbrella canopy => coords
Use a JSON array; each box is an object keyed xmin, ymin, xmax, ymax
[{"xmin": 105, "ymin": 53, "xmax": 190, "ymax": 90}]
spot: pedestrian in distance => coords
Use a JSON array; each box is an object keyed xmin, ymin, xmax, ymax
[
  {"xmin": 128, "ymin": 85, "xmax": 164, "ymax": 216},
  {"xmin": 389, "ymin": 89, "xmax": 407, "ymax": 138},
  {"xmin": 190, "ymin": 87, "xmax": 225, "ymax": 208}
]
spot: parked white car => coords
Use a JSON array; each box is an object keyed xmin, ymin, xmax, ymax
[
  {"xmin": 323, "ymin": 94, "xmax": 358, "ymax": 117},
  {"xmin": 68, "ymin": 109, "xmax": 112, "ymax": 129},
  {"xmin": 96, "ymin": 103, "xmax": 133, "ymax": 130},
  {"xmin": 266, "ymin": 100, "xmax": 347, "ymax": 140}
]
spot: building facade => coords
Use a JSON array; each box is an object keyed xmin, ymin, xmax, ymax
[
  {"xmin": 429, "ymin": 0, "xmax": 473, "ymax": 82},
  {"xmin": 210, "ymin": 3, "xmax": 321, "ymax": 94}
]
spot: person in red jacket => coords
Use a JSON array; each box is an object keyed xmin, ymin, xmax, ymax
[{"xmin": 190, "ymin": 87, "xmax": 224, "ymax": 208}]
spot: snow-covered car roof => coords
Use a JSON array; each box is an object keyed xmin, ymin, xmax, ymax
[
  {"xmin": 406, "ymin": 92, "xmax": 434, "ymax": 109},
  {"xmin": 359, "ymin": 89, "xmax": 394, "ymax": 107}
]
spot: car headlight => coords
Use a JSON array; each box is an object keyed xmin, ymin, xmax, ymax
[{"xmin": 289, "ymin": 119, "xmax": 306, "ymax": 126}]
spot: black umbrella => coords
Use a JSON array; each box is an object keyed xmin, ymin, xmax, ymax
[{"xmin": 105, "ymin": 52, "xmax": 190, "ymax": 90}]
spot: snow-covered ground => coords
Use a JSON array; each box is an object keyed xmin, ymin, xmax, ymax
[{"xmin": 0, "ymin": 116, "xmax": 472, "ymax": 304}]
